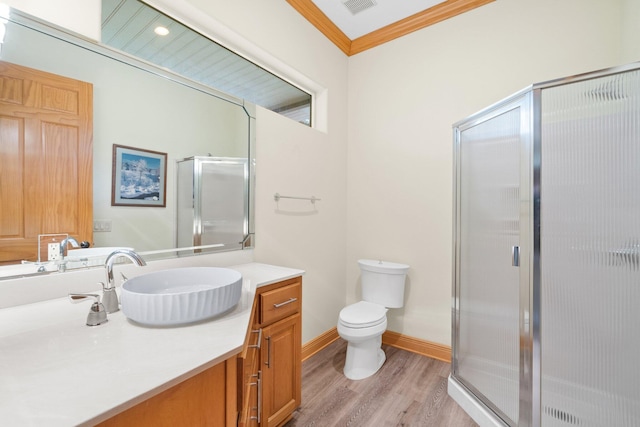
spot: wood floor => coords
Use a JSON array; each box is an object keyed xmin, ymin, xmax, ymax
[{"xmin": 285, "ymin": 339, "xmax": 478, "ymax": 427}]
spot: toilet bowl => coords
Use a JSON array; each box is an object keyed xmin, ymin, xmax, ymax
[
  {"xmin": 338, "ymin": 301, "xmax": 388, "ymax": 380},
  {"xmin": 338, "ymin": 259, "xmax": 409, "ymax": 380}
]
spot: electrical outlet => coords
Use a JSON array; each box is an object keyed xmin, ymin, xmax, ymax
[{"xmin": 48, "ymin": 243, "xmax": 61, "ymax": 261}]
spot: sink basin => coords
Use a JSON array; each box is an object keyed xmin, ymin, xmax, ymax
[{"xmin": 120, "ymin": 267, "xmax": 243, "ymax": 326}]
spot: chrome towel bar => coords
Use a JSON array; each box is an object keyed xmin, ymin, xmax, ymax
[{"xmin": 274, "ymin": 193, "xmax": 321, "ymax": 204}]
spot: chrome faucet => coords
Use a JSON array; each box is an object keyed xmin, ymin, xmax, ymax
[
  {"xmin": 103, "ymin": 249, "xmax": 146, "ymax": 313},
  {"xmin": 69, "ymin": 293, "xmax": 108, "ymax": 326},
  {"xmin": 60, "ymin": 237, "xmax": 80, "ymax": 257},
  {"xmin": 58, "ymin": 237, "xmax": 80, "ymax": 272}
]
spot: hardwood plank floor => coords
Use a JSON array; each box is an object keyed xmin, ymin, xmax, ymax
[{"xmin": 285, "ymin": 339, "xmax": 478, "ymax": 427}]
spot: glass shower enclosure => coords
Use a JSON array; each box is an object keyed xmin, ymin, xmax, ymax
[
  {"xmin": 176, "ymin": 156, "xmax": 249, "ymax": 253},
  {"xmin": 450, "ymin": 62, "xmax": 640, "ymax": 427}
]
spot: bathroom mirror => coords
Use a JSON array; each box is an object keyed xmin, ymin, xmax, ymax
[{"xmin": 0, "ymin": 7, "xmax": 255, "ymax": 277}]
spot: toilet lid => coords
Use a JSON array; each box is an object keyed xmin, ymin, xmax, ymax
[{"xmin": 339, "ymin": 301, "xmax": 387, "ymax": 328}]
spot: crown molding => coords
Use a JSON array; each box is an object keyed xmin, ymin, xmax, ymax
[
  {"xmin": 287, "ymin": 0, "xmax": 495, "ymax": 56},
  {"xmin": 286, "ymin": 0, "xmax": 351, "ymax": 55}
]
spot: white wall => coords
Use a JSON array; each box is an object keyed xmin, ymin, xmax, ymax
[
  {"xmin": 6, "ymin": 0, "xmax": 638, "ymax": 349},
  {"xmin": 158, "ymin": 0, "xmax": 351, "ymax": 344},
  {"xmin": 3, "ymin": 0, "xmax": 101, "ymax": 40},
  {"xmin": 346, "ymin": 0, "xmax": 626, "ymax": 345},
  {"xmin": 622, "ymin": 0, "xmax": 640, "ymax": 63},
  {"xmin": 182, "ymin": 0, "xmax": 626, "ymax": 349},
  {"xmin": 1, "ymin": 0, "xmax": 350, "ymax": 345}
]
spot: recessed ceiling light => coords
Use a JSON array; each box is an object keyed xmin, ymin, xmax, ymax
[{"xmin": 154, "ymin": 26, "xmax": 169, "ymax": 36}]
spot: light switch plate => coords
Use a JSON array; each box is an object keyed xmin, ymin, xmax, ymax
[{"xmin": 93, "ymin": 220, "xmax": 112, "ymax": 232}]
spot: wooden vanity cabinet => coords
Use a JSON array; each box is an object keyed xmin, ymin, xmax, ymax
[
  {"xmin": 238, "ymin": 297, "xmax": 261, "ymax": 427},
  {"xmin": 238, "ymin": 277, "xmax": 302, "ymax": 427},
  {"xmin": 97, "ymin": 356, "xmax": 237, "ymax": 427},
  {"xmin": 95, "ymin": 276, "xmax": 301, "ymax": 427}
]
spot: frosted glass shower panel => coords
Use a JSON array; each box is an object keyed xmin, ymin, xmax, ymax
[
  {"xmin": 540, "ymin": 71, "xmax": 640, "ymax": 426},
  {"xmin": 456, "ymin": 106, "xmax": 523, "ymax": 425},
  {"xmin": 200, "ymin": 160, "xmax": 247, "ymax": 246},
  {"xmin": 176, "ymin": 157, "xmax": 248, "ymax": 251}
]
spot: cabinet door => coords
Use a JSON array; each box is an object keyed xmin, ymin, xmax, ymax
[
  {"xmin": 261, "ymin": 313, "xmax": 301, "ymax": 427},
  {"xmin": 97, "ymin": 358, "xmax": 236, "ymax": 427},
  {"xmin": 0, "ymin": 61, "xmax": 93, "ymax": 264}
]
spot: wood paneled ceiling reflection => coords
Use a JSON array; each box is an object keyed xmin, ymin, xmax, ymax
[{"xmin": 102, "ymin": 0, "xmax": 311, "ymax": 123}]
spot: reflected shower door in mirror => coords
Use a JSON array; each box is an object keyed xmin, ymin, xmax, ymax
[
  {"xmin": 177, "ymin": 157, "xmax": 249, "ymax": 252},
  {"xmin": 0, "ymin": 7, "xmax": 255, "ymax": 276}
]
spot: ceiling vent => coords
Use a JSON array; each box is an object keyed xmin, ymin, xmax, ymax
[{"xmin": 342, "ymin": 0, "xmax": 377, "ymax": 15}]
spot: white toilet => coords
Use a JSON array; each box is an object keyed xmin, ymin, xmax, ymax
[{"xmin": 337, "ymin": 259, "xmax": 409, "ymax": 380}]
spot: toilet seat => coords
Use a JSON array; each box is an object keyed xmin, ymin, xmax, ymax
[{"xmin": 339, "ymin": 301, "xmax": 387, "ymax": 329}]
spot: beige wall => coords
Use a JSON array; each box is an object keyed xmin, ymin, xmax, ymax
[
  {"xmin": 3, "ymin": 0, "xmax": 349, "ymax": 345},
  {"xmin": 347, "ymin": 0, "xmax": 626, "ymax": 345},
  {"xmin": 5, "ymin": 0, "xmax": 639, "ymax": 348},
  {"xmin": 622, "ymin": 0, "xmax": 640, "ymax": 63},
  {"xmin": 179, "ymin": 0, "xmax": 633, "ymax": 346},
  {"xmin": 172, "ymin": 0, "xmax": 351, "ymax": 344},
  {"xmin": 3, "ymin": 0, "xmax": 101, "ymax": 40}
]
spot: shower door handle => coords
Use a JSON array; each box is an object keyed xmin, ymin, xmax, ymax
[{"xmin": 512, "ymin": 246, "xmax": 520, "ymax": 267}]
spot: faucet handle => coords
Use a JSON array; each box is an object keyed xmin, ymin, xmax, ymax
[
  {"xmin": 68, "ymin": 293, "xmax": 108, "ymax": 326},
  {"xmin": 99, "ymin": 281, "xmax": 120, "ymax": 314}
]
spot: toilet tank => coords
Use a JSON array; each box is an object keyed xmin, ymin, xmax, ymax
[{"xmin": 359, "ymin": 259, "xmax": 409, "ymax": 308}]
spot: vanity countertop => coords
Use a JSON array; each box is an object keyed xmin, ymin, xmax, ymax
[{"xmin": 0, "ymin": 262, "xmax": 304, "ymax": 426}]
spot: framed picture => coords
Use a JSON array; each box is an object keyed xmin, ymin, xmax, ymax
[{"xmin": 111, "ymin": 144, "xmax": 167, "ymax": 207}]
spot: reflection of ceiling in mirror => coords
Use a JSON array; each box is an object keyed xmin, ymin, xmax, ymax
[{"xmin": 102, "ymin": 0, "xmax": 312, "ymax": 125}]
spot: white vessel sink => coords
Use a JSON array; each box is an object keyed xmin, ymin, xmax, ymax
[{"xmin": 120, "ymin": 267, "xmax": 243, "ymax": 326}]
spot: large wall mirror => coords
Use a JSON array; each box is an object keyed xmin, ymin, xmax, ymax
[{"xmin": 0, "ymin": 6, "xmax": 257, "ymax": 278}]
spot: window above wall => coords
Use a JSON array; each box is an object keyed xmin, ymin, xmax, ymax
[{"xmin": 102, "ymin": 0, "xmax": 312, "ymax": 126}]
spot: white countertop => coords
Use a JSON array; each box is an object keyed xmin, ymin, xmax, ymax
[{"xmin": 0, "ymin": 262, "xmax": 304, "ymax": 426}]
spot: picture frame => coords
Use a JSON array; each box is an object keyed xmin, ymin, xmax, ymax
[{"xmin": 111, "ymin": 144, "xmax": 167, "ymax": 207}]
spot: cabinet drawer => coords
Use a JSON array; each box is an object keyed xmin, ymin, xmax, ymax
[{"xmin": 259, "ymin": 281, "xmax": 301, "ymax": 325}]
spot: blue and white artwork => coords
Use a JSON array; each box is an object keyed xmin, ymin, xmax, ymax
[
  {"xmin": 119, "ymin": 153, "xmax": 161, "ymax": 200},
  {"xmin": 112, "ymin": 145, "xmax": 166, "ymax": 207}
]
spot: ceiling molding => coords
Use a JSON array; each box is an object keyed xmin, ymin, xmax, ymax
[
  {"xmin": 287, "ymin": 0, "xmax": 495, "ymax": 56},
  {"xmin": 286, "ymin": 0, "xmax": 351, "ymax": 55}
]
